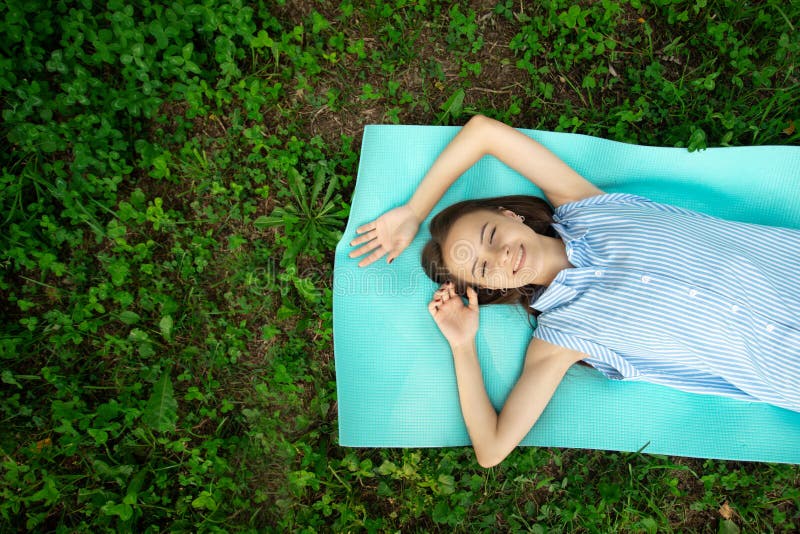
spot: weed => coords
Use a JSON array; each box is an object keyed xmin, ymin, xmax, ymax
[{"xmin": 1, "ymin": 0, "xmax": 798, "ymax": 531}]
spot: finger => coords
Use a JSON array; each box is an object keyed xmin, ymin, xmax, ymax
[
  {"xmin": 358, "ymin": 247, "xmax": 387, "ymax": 268},
  {"xmin": 350, "ymin": 230, "xmax": 376, "ymax": 247},
  {"xmin": 387, "ymin": 250, "xmax": 401, "ymax": 264},
  {"xmin": 467, "ymin": 286, "xmax": 479, "ymax": 310},
  {"xmin": 386, "ymin": 238, "xmax": 411, "ymax": 265},
  {"xmin": 356, "ymin": 221, "xmax": 376, "ymax": 234},
  {"xmin": 427, "ymin": 301, "xmax": 439, "ymax": 315},
  {"xmin": 349, "ymin": 239, "xmax": 382, "ymax": 259},
  {"xmin": 437, "ymin": 282, "xmax": 455, "ymax": 300}
]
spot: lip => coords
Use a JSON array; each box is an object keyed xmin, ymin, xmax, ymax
[{"xmin": 512, "ymin": 244, "xmax": 525, "ymax": 275}]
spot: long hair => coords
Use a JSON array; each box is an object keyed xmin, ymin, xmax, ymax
[{"xmin": 421, "ymin": 195, "xmax": 556, "ymax": 322}]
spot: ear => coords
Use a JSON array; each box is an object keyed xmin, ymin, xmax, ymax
[{"xmin": 498, "ymin": 208, "xmax": 523, "ymax": 222}]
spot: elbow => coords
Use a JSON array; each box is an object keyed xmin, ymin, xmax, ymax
[
  {"xmin": 466, "ymin": 113, "xmax": 490, "ymax": 130},
  {"xmin": 474, "ymin": 446, "xmax": 509, "ymax": 469},
  {"xmin": 463, "ymin": 114, "xmax": 497, "ymax": 151},
  {"xmin": 465, "ymin": 114, "xmax": 502, "ymax": 145},
  {"xmin": 477, "ymin": 456, "xmax": 500, "ymax": 469},
  {"xmin": 472, "ymin": 427, "xmax": 517, "ymax": 468}
]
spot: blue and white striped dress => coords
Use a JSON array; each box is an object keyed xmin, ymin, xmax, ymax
[{"xmin": 531, "ymin": 193, "xmax": 800, "ymax": 413}]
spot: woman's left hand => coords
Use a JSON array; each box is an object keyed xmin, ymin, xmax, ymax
[{"xmin": 427, "ymin": 282, "xmax": 479, "ymax": 349}]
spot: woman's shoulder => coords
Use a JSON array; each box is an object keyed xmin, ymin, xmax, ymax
[
  {"xmin": 553, "ymin": 192, "xmax": 726, "ymax": 227},
  {"xmin": 553, "ymin": 192, "xmax": 654, "ymax": 218}
]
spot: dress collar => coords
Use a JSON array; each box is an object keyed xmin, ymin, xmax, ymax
[{"xmin": 530, "ymin": 270, "xmax": 578, "ymax": 312}]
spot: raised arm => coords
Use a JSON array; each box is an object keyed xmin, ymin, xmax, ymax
[
  {"xmin": 428, "ymin": 281, "xmax": 585, "ymax": 468},
  {"xmin": 407, "ymin": 114, "xmax": 604, "ymax": 220},
  {"xmin": 350, "ymin": 115, "xmax": 603, "ymax": 267},
  {"xmin": 451, "ymin": 336, "xmax": 584, "ymax": 468}
]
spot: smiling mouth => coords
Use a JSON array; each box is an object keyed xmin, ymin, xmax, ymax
[{"xmin": 512, "ymin": 244, "xmax": 525, "ymax": 274}]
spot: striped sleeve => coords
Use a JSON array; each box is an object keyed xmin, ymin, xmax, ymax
[{"xmin": 533, "ymin": 324, "xmax": 638, "ymax": 380}]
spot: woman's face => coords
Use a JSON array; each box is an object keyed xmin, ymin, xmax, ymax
[{"xmin": 442, "ymin": 209, "xmax": 545, "ymax": 290}]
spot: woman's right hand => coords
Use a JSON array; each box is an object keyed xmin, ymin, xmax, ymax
[
  {"xmin": 349, "ymin": 204, "xmax": 420, "ymax": 267},
  {"xmin": 428, "ymin": 282, "xmax": 479, "ymax": 349}
]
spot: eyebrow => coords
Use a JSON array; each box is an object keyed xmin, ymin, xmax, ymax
[{"xmin": 471, "ymin": 222, "xmax": 488, "ymax": 278}]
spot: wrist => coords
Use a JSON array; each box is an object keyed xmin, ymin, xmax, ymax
[
  {"xmin": 405, "ymin": 200, "xmax": 426, "ymax": 223},
  {"xmin": 450, "ymin": 339, "xmax": 477, "ymax": 358}
]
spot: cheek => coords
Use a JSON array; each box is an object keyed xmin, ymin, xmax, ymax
[
  {"xmin": 449, "ymin": 239, "xmax": 476, "ymax": 266},
  {"xmin": 447, "ymin": 263, "xmax": 474, "ymax": 285},
  {"xmin": 444, "ymin": 241, "xmax": 477, "ymax": 279}
]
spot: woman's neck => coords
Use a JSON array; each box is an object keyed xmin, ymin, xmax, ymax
[{"xmin": 537, "ymin": 236, "xmax": 574, "ymax": 286}]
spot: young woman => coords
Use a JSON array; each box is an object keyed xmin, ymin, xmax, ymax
[{"xmin": 348, "ymin": 115, "xmax": 800, "ymax": 468}]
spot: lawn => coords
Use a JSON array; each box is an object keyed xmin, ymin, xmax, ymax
[{"xmin": 1, "ymin": 0, "xmax": 798, "ymax": 531}]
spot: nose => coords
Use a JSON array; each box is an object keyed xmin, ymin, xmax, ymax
[{"xmin": 484, "ymin": 242, "xmax": 510, "ymax": 270}]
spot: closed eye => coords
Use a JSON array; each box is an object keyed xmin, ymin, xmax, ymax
[{"xmin": 481, "ymin": 226, "xmax": 496, "ymax": 278}]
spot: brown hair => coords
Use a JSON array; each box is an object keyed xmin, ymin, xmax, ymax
[{"xmin": 420, "ymin": 195, "xmax": 556, "ymax": 323}]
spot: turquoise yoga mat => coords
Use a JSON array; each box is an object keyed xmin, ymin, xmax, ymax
[{"xmin": 333, "ymin": 125, "xmax": 800, "ymax": 463}]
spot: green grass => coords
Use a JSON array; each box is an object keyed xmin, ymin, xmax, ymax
[{"xmin": 1, "ymin": 0, "xmax": 798, "ymax": 531}]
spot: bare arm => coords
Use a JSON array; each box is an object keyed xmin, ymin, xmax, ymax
[
  {"xmin": 450, "ymin": 337, "xmax": 585, "ymax": 468},
  {"xmin": 407, "ymin": 114, "xmax": 603, "ymax": 221},
  {"xmin": 428, "ymin": 281, "xmax": 584, "ymax": 467},
  {"xmin": 350, "ymin": 115, "xmax": 603, "ymax": 267}
]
